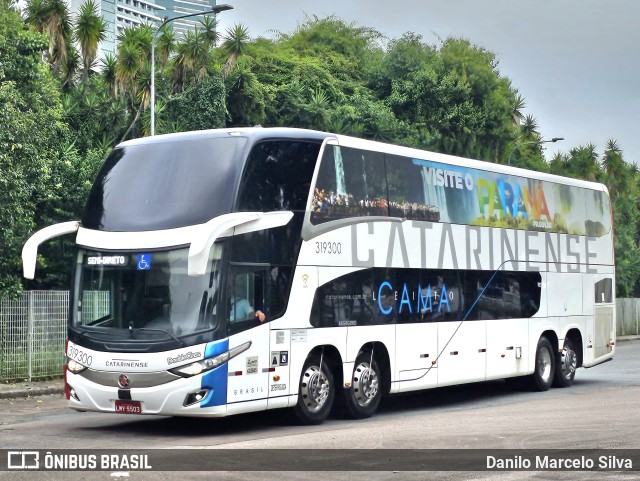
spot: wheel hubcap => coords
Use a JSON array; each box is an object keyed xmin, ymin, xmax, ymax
[
  {"xmin": 560, "ymin": 348, "xmax": 577, "ymax": 380},
  {"xmin": 301, "ymin": 365, "xmax": 329, "ymax": 413},
  {"xmin": 538, "ymin": 347, "xmax": 552, "ymax": 382},
  {"xmin": 352, "ymin": 362, "xmax": 379, "ymax": 407}
]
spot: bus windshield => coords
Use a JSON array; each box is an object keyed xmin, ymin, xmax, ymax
[
  {"xmin": 71, "ymin": 245, "xmax": 224, "ymax": 348},
  {"xmin": 82, "ymin": 135, "xmax": 248, "ymax": 231}
]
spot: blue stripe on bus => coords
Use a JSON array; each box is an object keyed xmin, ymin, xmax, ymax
[{"xmin": 200, "ymin": 339, "xmax": 229, "ymax": 408}]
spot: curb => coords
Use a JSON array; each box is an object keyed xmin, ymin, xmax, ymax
[
  {"xmin": 618, "ymin": 335, "xmax": 640, "ymax": 342},
  {"xmin": 0, "ymin": 385, "xmax": 64, "ymax": 400}
]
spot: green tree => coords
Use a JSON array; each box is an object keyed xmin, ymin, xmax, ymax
[
  {"xmin": 520, "ymin": 114, "xmax": 539, "ymax": 139},
  {"xmin": 511, "ymin": 94, "xmax": 526, "ymax": 126},
  {"xmin": 601, "ymin": 141, "xmax": 640, "ymax": 296},
  {"xmin": 24, "ymin": 0, "xmax": 72, "ymax": 74},
  {"xmin": 200, "ymin": 15, "xmax": 220, "ymax": 49},
  {"xmin": 602, "ymin": 139, "xmax": 627, "ymax": 198},
  {"xmin": 74, "ymin": 0, "xmax": 107, "ymax": 82},
  {"xmin": 173, "ymin": 28, "xmax": 208, "ymax": 89},
  {"xmin": 23, "ymin": 0, "xmax": 49, "ymax": 34},
  {"xmin": 101, "ymin": 52, "xmax": 117, "ymax": 98},
  {"xmin": 221, "ymin": 23, "xmax": 249, "ymax": 77},
  {"xmin": 164, "ymin": 75, "xmax": 226, "ymax": 132},
  {"xmin": 225, "ymin": 58, "xmax": 265, "ymax": 126},
  {"xmin": 115, "ymin": 25, "xmax": 152, "ymax": 141},
  {"xmin": 155, "ymin": 24, "xmax": 176, "ymax": 76},
  {"xmin": 0, "ymin": 0, "xmax": 69, "ymax": 295}
]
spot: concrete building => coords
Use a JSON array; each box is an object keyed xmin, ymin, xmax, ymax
[{"xmin": 66, "ymin": 0, "xmax": 219, "ymax": 60}]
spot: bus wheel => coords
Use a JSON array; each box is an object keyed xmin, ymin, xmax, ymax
[
  {"xmin": 553, "ymin": 338, "xmax": 577, "ymax": 388},
  {"xmin": 295, "ymin": 355, "xmax": 335, "ymax": 425},
  {"xmin": 343, "ymin": 350, "xmax": 382, "ymax": 419},
  {"xmin": 530, "ymin": 336, "xmax": 555, "ymax": 391}
]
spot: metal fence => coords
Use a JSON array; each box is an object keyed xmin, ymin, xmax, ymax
[
  {"xmin": 0, "ymin": 291, "xmax": 68, "ymax": 382},
  {"xmin": 616, "ymin": 298, "xmax": 640, "ymax": 337}
]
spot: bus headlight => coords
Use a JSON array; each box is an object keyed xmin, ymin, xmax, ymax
[
  {"xmin": 169, "ymin": 341, "xmax": 252, "ymax": 378},
  {"xmin": 66, "ymin": 358, "xmax": 88, "ymax": 374}
]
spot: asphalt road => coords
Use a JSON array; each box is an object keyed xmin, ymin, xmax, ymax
[{"xmin": 1, "ymin": 340, "xmax": 639, "ymax": 480}]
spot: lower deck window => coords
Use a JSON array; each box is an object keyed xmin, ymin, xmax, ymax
[{"xmin": 310, "ymin": 268, "xmax": 541, "ymax": 328}]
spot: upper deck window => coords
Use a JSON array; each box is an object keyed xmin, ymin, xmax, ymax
[
  {"xmin": 311, "ymin": 145, "xmax": 387, "ymax": 224},
  {"xmin": 236, "ymin": 140, "xmax": 321, "ymax": 212},
  {"xmin": 310, "ymin": 145, "xmax": 611, "ymax": 236}
]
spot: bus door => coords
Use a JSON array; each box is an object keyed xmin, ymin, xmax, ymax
[
  {"xmin": 588, "ymin": 273, "xmax": 615, "ymax": 364},
  {"xmin": 225, "ymin": 265, "xmax": 271, "ymax": 413},
  {"xmin": 395, "ymin": 323, "xmax": 438, "ymax": 390},
  {"xmin": 394, "ymin": 269, "xmax": 462, "ymax": 390},
  {"xmin": 485, "ymin": 269, "xmax": 540, "ymax": 379},
  {"xmin": 436, "ymin": 270, "xmax": 485, "ymax": 386}
]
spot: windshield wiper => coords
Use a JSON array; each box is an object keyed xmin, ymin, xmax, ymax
[{"xmin": 136, "ymin": 327, "xmax": 186, "ymax": 348}]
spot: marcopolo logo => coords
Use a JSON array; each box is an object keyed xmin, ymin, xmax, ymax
[{"xmin": 167, "ymin": 351, "xmax": 202, "ymax": 365}]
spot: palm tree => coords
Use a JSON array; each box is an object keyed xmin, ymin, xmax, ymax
[
  {"xmin": 182, "ymin": 28, "xmax": 209, "ymax": 82},
  {"xmin": 200, "ymin": 15, "xmax": 220, "ymax": 48},
  {"xmin": 117, "ymin": 24, "xmax": 152, "ymax": 62},
  {"xmin": 113, "ymin": 24, "xmax": 154, "ymax": 141},
  {"xmin": 221, "ymin": 23, "xmax": 249, "ymax": 77},
  {"xmin": 569, "ymin": 144, "xmax": 600, "ymax": 182},
  {"xmin": 101, "ymin": 53, "xmax": 118, "ymax": 99},
  {"xmin": 520, "ymin": 114, "xmax": 540, "ymax": 140},
  {"xmin": 25, "ymin": 0, "xmax": 72, "ymax": 73},
  {"xmin": 60, "ymin": 43, "xmax": 80, "ymax": 88},
  {"xmin": 156, "ymin": 24, "xmax": 176, "ymax": 75},
  {"xmin": 116, "ymin": 40, "xmax": 142, "ymax": 96},
  {"xmin": 306, "ymin": 87, "xmax": 330, "ymax": 129},
  {"xmin": 46, "ymin": 0, "xmax": 72, "ymax": 74},
  {"xmin": 548, "ymin": 152, "xmax": 568, "ymax": 176},
  {"xmin": 511, "ymin": 94, "xmax": 526, "ymax": 126},
  {"xmin": 172, "ymin": 29, "xmax": 208, "ymax": 92},
  {"xmin": 60, "ymin": 92, "xmax": 78, "ymax": 118},
  {"xmin": 115, "ymin": 25, "xmax": 152, "ymax": 95},
  {"xmin": 24, "ymin": 0, "xmax": 50, "ymax": 34},
  {"xmin": 83, "ymin": 89, "xmax": 102, "ymax": 117},
  {"xmin": 137, "ymin": 62, "xmax": 152, "ymax": 110},
  {"xmin": 120, "ymin": 61, "xmax": 152, "ymax": 142},
  {"xmin": 141, "ymin": 99, "xmax": 165, "ymax": 136},
  {"xmin": 226, "ymin": 60, "xmax": 265, "ymax": 125},
  {"xmin": 602, "ymin": 139, "xmax": 627, "ymax": 197},
  {"xmin": 74, "ymin": 0, "xmax": 107, "ymax": 82}
]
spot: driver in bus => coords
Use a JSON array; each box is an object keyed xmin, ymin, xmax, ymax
[{"xmin": 230, "ymin": 275, "xmax": 266, "ymax": 323}]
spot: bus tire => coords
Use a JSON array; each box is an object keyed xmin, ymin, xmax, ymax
[
  {"xmin": 294, "ymin": 355, "xmax": 335, "ymax": 425},
  {"xmin": 342, "ymin": 350, "xmax": 382, "ymax": 419},
  {"xmin": 530, "ymin": 336, "xmax": 555, "ymax": 391},
  {"xmin": 553, "ymin": 338, "xmax": 577, "ymax": 388}
]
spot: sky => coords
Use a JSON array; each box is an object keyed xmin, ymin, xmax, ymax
[{"xmin": 215, "ymin": 0, "xmax": 640, "ymax": 164}]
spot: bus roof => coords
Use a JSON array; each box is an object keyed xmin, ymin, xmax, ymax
[
  {"xmin": 119, "ymin": 127, "xmax": 333, "ymax": 148},
  {"xmin": 120, "ymin": 127, "xmax": 608, "ymax": 194}
]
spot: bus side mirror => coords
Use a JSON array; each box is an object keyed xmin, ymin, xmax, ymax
[
  {"xmin": 187, "ymin": 211, "xmax": 294, "ymax": 276},
  {"xmin": 22, "ymin": 221, "xmax": 80, "ymax": 279}
]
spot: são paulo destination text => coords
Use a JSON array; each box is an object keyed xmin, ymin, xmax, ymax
[{"xmin": 487, "ymin": 455, "xmax": 633, "ymax": 470}]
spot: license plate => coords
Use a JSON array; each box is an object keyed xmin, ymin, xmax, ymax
[{"xmin": 114, "ymin": 400, "xmax": 142, "ymax": 414}]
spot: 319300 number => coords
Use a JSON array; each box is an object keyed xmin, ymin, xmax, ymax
[{"xmin": 315, "ymin": 242, "xmax": 342, "ymax": 255}]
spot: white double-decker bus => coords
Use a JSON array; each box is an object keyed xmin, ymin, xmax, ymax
[{"xmin": 23, "ymin": 127, "xmax": 615, "ymax": 424}]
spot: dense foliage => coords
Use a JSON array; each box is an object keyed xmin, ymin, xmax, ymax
[{"xmin": 2, "ymin": 3, "xmax": 639, "ymax": 297}]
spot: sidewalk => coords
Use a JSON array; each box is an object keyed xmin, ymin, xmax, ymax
[
  {"xmin": 0, "ymin": 378, "xmax": 64, "ymax": 400},
  {"xmin": 1, "ymin": 336, "xmax": 639, "ymax": 400}
]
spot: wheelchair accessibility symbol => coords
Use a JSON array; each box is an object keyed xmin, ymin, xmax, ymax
[{"xmin": 137, "ymin": 254, "xmax": 151, "ymax": 270}]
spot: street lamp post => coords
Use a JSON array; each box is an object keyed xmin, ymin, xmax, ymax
[
  {"xmin": 150, "ymin": 3, "xmax": 233, "ymax": 136},
  {"xmin": 507, "ymin": 137, "xmax": 564, "ymax": 166}
]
